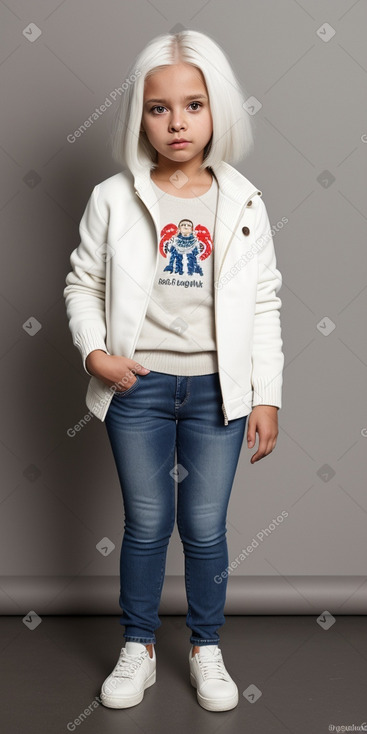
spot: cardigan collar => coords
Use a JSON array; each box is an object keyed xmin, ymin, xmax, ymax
[{"xmin": 133, "ymin": 160, "xmax": 262, "ymax": 207}]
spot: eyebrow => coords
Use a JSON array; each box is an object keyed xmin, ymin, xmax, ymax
[{"xmin": 144, "ymin": 93, "xmax": 208, "ymax": 105}]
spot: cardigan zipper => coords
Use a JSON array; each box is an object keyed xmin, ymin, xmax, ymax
[
  {"xmin": 216, "ymin": 189, "xmax": 261, "ymax": 425},
  {"xmin": 216, "ymin": 189, "xmax": 261, "ymax": 284},
  {"xmin": 134, "ymin": 187, "xmax": 260, "ymax": 427},
  {"xmin": 131, "ymin": 189, "xmax": 162, "ymax": 357}
]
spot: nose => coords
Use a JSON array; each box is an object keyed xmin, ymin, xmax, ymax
[
  {"xmin": 170, "ymin": 121, "xmax": 186, "ymax": 131},
  {"xmin": 169, "ymin": 109, "xmax": 187, "ymax": 131}
]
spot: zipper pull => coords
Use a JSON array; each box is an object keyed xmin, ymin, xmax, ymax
[{"xmin": 222, "ymin": 403, "xmax": 229, "ymax": 426}]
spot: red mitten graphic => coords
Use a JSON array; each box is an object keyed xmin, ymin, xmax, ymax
[
  {"xmin": 159, "ymin": 223, "xmax": 178, "ymax": 258},
  {"xmin": 195, "ymin": 224, "xmax": 213, "ymax": 260}
]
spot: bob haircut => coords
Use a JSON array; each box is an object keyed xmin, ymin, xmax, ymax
[{"xmin": 110, "ymin": 29, "xmax": 255, "ymax": 175}]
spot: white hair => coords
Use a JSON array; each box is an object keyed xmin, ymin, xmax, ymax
[{"xmin": 109, "ymin": 30, "xmax": 255, "ymax": 174}]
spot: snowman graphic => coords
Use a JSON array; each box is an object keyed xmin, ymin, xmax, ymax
[{"xmin": 159, "ymin": 218, "xmax": 212, "ymax": 276}]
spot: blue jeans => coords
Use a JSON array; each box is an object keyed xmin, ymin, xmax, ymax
[{"xmin": 104, "ymin": 370, "xmax": 247, "ymax": 647}]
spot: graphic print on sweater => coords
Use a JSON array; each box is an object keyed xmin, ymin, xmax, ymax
[{"xmin": 158, "ymin": 218, "xmax": 213, "ymax": 285}]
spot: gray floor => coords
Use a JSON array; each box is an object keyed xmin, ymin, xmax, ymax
[{"xmin": 1, "ymin": 615, "xmax": 366, "ymax": 733}]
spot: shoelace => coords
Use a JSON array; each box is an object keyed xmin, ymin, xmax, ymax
[
  {"xmin": 114, "ymin": 649, "xmax": 147, "ymax": 678},
  {"xmin": 197, "ymin": 650, "xmax": 229, "ymax": 681}
]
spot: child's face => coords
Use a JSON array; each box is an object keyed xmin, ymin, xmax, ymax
[
  {"xmin": 141, "ymin": 62, "xmax": 213, "ymax": 169},
  {"xmin": 178, "ymin": 221, "xmax": 193, "ymax": 236}
]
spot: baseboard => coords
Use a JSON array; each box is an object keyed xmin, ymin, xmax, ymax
[{"xmin": 0, "ymin": 576, "xmax": 366, "ymax": 615}]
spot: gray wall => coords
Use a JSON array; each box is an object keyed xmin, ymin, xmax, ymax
[{"xmin": 1, "ymin": 0, "xmax": 366, "ymax": 614}]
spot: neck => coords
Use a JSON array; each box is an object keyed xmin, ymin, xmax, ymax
[{"xmin": 151, "ymin": 153, "xmax": 210, "ymax": 182}]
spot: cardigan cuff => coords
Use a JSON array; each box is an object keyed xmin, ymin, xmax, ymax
[
  {"xmin": 73, "ymin": 328, "xmax": 109, "ymax": 376},
  {"xmin": 252, "ymin": 374, "xmax": 282, "ymax": 410}
]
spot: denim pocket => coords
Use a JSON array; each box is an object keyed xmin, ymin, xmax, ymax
[{"xmin": 112, "ymin": 374, "xmax": 141, "ymax": 398}]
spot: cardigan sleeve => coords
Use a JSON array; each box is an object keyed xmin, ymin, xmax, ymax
[
  {"xmin": 250, "ymin": 196, "xmax": 284, "ymax": 409},
  {"xmin": 63, "ymin": 184, "xmax": 110, "ymax": 377}
]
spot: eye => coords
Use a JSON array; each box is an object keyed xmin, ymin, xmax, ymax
[
  {"xmin": 149, "ymin": 102, "xmax": 203, "ymax": 114},
  {"xmin": 150, "ymin": 105, "xmax": 166, "ymax": 114}
]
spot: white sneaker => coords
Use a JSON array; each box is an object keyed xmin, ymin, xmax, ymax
[
  {"xmin": 189, "ymin": 644, "xmax": 239, "ymax": 711},
  {"xmin": 100, "ymin": 642, "xmax": 156, "ymax": 708}
]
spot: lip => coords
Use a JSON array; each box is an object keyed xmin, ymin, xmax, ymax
[{"xmin": 169, "ymin": 140, "xmax": 190, "ymax": 147}]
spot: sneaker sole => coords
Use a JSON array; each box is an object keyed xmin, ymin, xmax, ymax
[
  {"xmin": 100, "ymin": 669, "xmax": 156, "ymax": 709},
  {"xmin": 190, "ymin": 672, "xmax": 239, "ymax": 712}
]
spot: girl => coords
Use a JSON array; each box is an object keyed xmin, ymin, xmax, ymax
[{"xmin": 64, "ymin": 29, "xmax": 284, "ymax": 713}]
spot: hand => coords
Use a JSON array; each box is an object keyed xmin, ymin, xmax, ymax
[
  {"xmin": 247, "ymin": 405, "xmax": 279, "ymax": 464},
  {"xmin": 86, "ymin": 350, "xmax": 150, "ymax": 391}
]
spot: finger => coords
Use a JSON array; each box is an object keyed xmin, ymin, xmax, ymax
[
  {"xmin": 132, "ymin": 362, "xmax": 150, "ymax": 374},
  {"xmin": 247, "ymin": 424, "xmax": 256, "ymax": 447},
  {"xmin": 251, "ymin": 437, "xmax": 273, "ymax": 463}
]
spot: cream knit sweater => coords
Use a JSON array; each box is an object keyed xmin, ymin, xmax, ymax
[{"xmin": 133, "ymin": 177, "xmax": 219, "ymax": 375}]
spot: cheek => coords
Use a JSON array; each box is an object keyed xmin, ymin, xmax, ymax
[
  {"xmin": 201, "ymin": 110, "xmax": 213, "ymax": 134},
  {"xmin": 150, "ymin": 118, "xmax": 166, "ymax": 136},
  {"xmin": 143, "ymin": 119, "xmax": 162, "ymax": 143}
]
